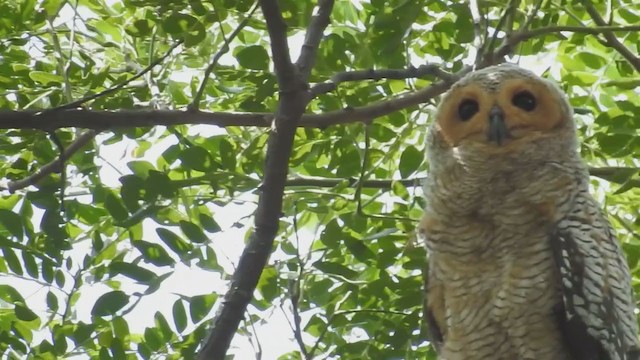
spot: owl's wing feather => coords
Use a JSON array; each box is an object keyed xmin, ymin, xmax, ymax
[
  {"xmin": 423, "ymin": 260, "xmax": 444, "ymax": 352},
  {"xmin": 551, "ymin": 191, "xmax": 639, "ymax": 360},
  {"xmin": 424, "ymin": 305, "xmax": 443, "ymax": 351}
]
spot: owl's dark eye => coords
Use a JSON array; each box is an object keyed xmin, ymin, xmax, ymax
[
  {"xmin": 458, "ymin": 99, "xmax": 479, "ymax": 121},
  {"xmin": 512, "ymin": 91, "xmax": 536, "ymax": 111}
]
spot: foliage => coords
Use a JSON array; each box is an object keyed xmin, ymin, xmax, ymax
[{"xmin": 0, "ymin": 0, "xmax": 639, "ymax": 359}]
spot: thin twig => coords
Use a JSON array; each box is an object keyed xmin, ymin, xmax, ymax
[
  {"xmin": 491, "ymin": 24, "xmax": 640, "ymax": 66},
  {"xmin": 38, "ymin": 40, "xmax": 183, "ymax": 115},
  {"xmin": 469, "ymin": 0, "xmax": 485, "ymax": 64},
  {"xmin": 4, "ymin": 37, "xmax": 184, "ymax": 192},
  {"xmin": 581, "ymin": 0, "xmax": 640, "ymax": 72},
  {"xmin": 5, "ymin": 130, "xmax": 96, "ymax": 193},
  {"xmin": 309, "ymin": 64, "xmax": 455, "ymax": 97},
  {"xmin": 190, "ymin": 2, "xmax": 260, "ymax": 110},
  {"xmin": 521, "ymin": 0, "xmax": 545, "ymax": 33},
  {"xmin": 290, "ymin": 205, "xmax": 310, "ymax": 359},
  {"xmin": 168, "ymin": 166, "xmax": 631, "ymax": 192},
  {"xmin": 308, "ymin": 309, "xmax": 412, "ymax": 358},
  {"xmin": 481, "ymin": 1, "xmax": 516, "ymax": 66}
]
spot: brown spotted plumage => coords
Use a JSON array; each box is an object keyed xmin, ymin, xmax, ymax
[{"xmin": 420, "ymin": 64, "xmax": 639, "ymax": 360}]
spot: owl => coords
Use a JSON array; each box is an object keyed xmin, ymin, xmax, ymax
[{"xmin": 420, "ymin": 63, "xmax": 639, "ymax": 360}]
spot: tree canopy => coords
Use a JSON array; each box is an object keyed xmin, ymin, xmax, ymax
[{"xmin": 0, "ymin": 0, "xmax": 639, "ymax": 359}]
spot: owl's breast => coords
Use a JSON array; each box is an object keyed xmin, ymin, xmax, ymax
[{"xmin": 424, "ymin": 212, "xmax": 569, "ymax": 359}]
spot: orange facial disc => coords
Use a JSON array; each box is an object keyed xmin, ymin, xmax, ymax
[{"xmin": 435, "ymin": 78, "xmax": 566, "ymax": 147}]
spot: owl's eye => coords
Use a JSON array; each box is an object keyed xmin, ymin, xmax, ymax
[
  {"xmin": 458, "ymin": 99, "xmax": 479, "ymax": 121},
  {"xmin": 512, "ymin": 91, "xmax": 536, "ymax": 111}
]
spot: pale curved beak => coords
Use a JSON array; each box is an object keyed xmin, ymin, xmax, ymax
[{"xmin": 487, "ymin": 105, "xmax": 511, "ymax": 145}]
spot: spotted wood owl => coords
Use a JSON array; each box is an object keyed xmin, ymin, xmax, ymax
[{"xmin": 420, "ymin": 63, "xmax": 639, "ymax": 360}]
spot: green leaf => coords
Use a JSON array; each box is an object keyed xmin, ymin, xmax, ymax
[
  {"xmin": 0, "ymin": 284, "xmax": 25, "ymax": 303},
  {"xmin": 29, "ymin": 71, "xmax": 63, "ymax": 85},
  {"xmin": 154, "ymin": 312, "xmax": 173, "ymax": 340},
  {"xmin": 156, "ymin": 228, "xmax": 193, "ymax": 257},
  {"xmin": 179, "ymin": 220, "xmax": 208, "ymax": 244},
  {"xmin": 189, "ymin": 294, "xmax": 218, "ymax": 323},
  {"xmin": 0, "ymin": 209, "xmax": 24, "ymax": 239},
  {"xmin": 235, "ymin": 45, "xmax": 270, "ymax": 70},
  {"xmin": 15, "ymin": 304, "xmax": 39, "ymax": 322},
  {"xmin": 112, "ymin": 316, "xmax": 130, "ymax": 340},
  {"xmin": 399, "ymin": 145, "xmax": 422, "ymax": 177},
  {"xmin": 46, "ymin": 291, "xmax": 59, "ymax": 312},
  {"xmin": 127, "ymin": 160, "xmax": 155, "ymax": 177},
  {"xmin": 144, "ymin": 328, "xmax": 162, "ymax": 351},
  {"xmin": 313, "ymin": 261, "xmax": 358, "ymax": 280},
  {"xmin": 3, "ymin": 248, "xmax": 23, "ymax": 275},
  {"xmin": 199, "ymin": 214, "xmax": 222, "ymax": 233},
  {"xmin": 132, "ymin": 240, "xmax": 175, "ymax": 267},
  {"xmin": 22, "ymin": 252, "xmax": 38, "ymax": 278},
  {"xmin": 146, "ymin": 171, "xmax": 177, "ymax": 199},
  {"xmin": 109, "ymin": 261, "xmax": 157, "ymax": 284},
  {"xmin": 91, "ymin": 291, "xmax": 129, "ymax": 317},
  {"xmin": 172, "ymin": 299, "xmax": 187, "ymax": 333},
  {"xmin": 104, "ymin": 192, "xmax": 128, "ymax": 222},
  {"xmin": 179, "ymin": 146, "xmax": 216, "ymax": 172},
  {"xmin": 576, "ymin": 52, "xmax": 606, "ymax": 69},
  {"xmin": 256, "ymin": 266, "xmax": 278, "ymax": 301},
  {"xmin": 162, "ymin": 13, "xmax": 197, "ymax": 34}
]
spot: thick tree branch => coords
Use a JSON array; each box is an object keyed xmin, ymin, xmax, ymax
[
  {"xmin": 260, "ymin": 0, "xmax": 296, "ymax": 88},
  {"xmin": 198, "ymin": 1, "xmax": 334, "ymax": 359},
  {"xmin": 296, "ymin": 0, "xmax": 334, "ymax": 82},
  {"xmin": 1, "ymin": 23, "xmax": 636, "ymax": 133},
  {"xmin": 581, "ymin": 1, "xmax": 640, "ymax": 72}
]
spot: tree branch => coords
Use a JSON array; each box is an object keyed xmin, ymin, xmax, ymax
[
  {"xmin": 41, "ymin": 40, "xmax": 183, "ymax": 114},
  {"xmin": 469, "ymin": 0, "xmax": 485, "ymax": 64},
  {"xmin": 4, "ymin": 130, "xmax": 97, "ymax": 193},
  {"xmin": 296, "ymin": 0, "xmax": 334, "ymax": 82},
  {"xmin": 309, "ymin": 64, "xmax": 455, "ymax": 97},
  {"xmin": 190, "ymin": 3, "xmax": 259, "ymax": 110},
  {"xmin": 170, "ymin": 166, "xmax": 634, "ymax": 192},
  {"xmin": 4, "ymin": 36, "xmax": 186, "ymax": 193},
  {"xmin": 197, "ymin": 1, "xmax": 334, "ymax": 358},
  {"xmin": 0, "ymin": 25, "xmax": 635, "ymax": 133},
  {"xmin": 491, "ymin": 24, "xmax": 640, "ymax": 67},
  {"xmin": 581, "ymin": 1, "xmax": 640, "ymax": 72}
]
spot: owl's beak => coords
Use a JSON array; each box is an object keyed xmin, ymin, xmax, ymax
[{"xmin": 487, "ymin": 105, "xmax": 510, "ymax": 145}]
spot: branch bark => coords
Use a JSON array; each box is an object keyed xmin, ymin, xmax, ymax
[
  {"xmin": 1, "ymin": 23, "xmax": 637, "ymax": 132},
  {"xmin": 197, "ymin": 1, "xmax": 334, "ymax": 359},
  {"xmin": 310, "ymin": 64, "xmax": 455, "ymax": 97},
  {"xmin": 5, "ymin": 130, "xmax": 97, "ymax": 193},
  {"xmin": 9, "ymin": 22, "xmax": 637, "ymax": 193},
  {"xmin": 581, "ymin": 1, "xmax": 640, "ymax": 72}
]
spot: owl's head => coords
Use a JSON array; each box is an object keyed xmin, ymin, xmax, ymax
[{"xmin": 429, "ymin": 64, "xmax": 576, "ymax": 160}]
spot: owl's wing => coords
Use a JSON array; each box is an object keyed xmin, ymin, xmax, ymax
[
  {"xmin": 551, "ymin": 192, "xmax": 639, "ymax": 360},
  {"xmin": 423, "ymin": 260, "xmax": 444, "ymax": 352}
]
